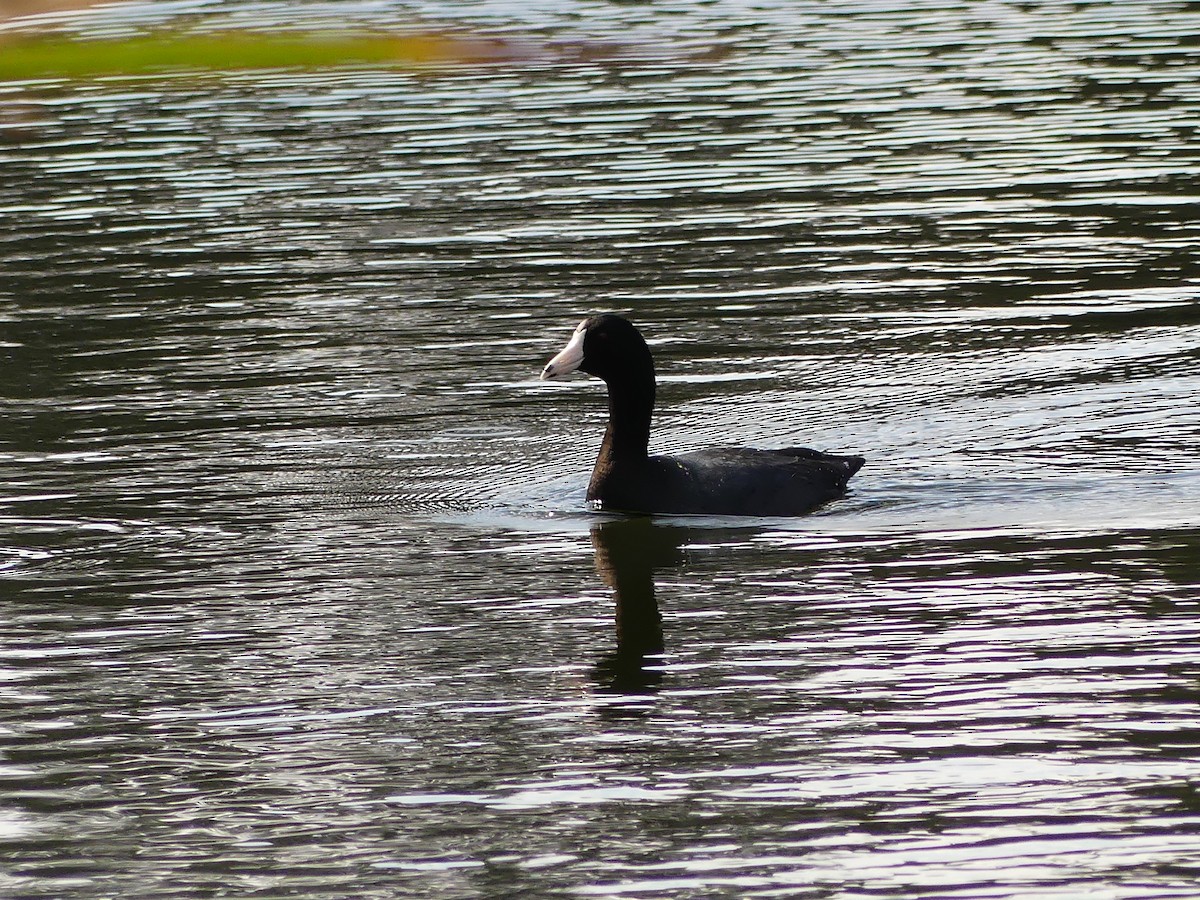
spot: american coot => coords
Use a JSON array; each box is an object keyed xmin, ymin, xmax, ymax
[{"xmin": 541, "ymin": 313, "xmax": 864, "ymax": 516}]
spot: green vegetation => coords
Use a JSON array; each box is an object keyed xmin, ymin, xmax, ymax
[{"xmin": 0, "ymin": 31, "xmax": 520, "ymax": 80}]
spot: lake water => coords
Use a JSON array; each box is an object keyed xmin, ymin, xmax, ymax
[{"xmin": 2, "ymin": 1, "xmax": 1200, "ymax": 897}]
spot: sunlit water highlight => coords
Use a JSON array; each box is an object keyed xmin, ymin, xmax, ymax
[{"xmin": 2, "ymin": 0, "xmax": 1200, "ymax": 897}]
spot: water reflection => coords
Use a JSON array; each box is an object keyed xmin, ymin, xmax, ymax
[
  {"xmin": 589, "ymin": 516, "xmax": 683, "ymax": 693},
  {"xmin": 588, "ymin": 516, "xmax": 783, "ymax": 697}
]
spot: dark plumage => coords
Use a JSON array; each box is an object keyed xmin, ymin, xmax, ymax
[{"xmin": 541, "ymin": 313, "xmax": 863, "ymax": 516}]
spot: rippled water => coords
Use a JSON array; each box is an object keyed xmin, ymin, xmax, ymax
[{"xmin": 3, "ymin": 0, "xmax": 1200, "ymax": 897}]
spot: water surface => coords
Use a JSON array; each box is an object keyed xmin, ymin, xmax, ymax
[{"xmin": 2, "ymin": 1, "xmax": 1200, "ymax": 897}]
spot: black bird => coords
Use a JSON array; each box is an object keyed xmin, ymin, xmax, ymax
[{"xmin": 541, "ymin": 313, "xmax": 864, "ymax": 516}]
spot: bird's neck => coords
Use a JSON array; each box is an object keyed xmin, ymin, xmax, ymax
[
  {"xmin": 585, "ymin": 346, "xmax": 656, "ymax": 505},
  {"xmin": 594, "ymin": 371, "xmax": 655, "ymax": 477}
]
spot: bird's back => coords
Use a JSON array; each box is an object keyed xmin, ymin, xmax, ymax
[{"xmin": 589, "ymin": 447, "xmax": 864, "ymax": 516}]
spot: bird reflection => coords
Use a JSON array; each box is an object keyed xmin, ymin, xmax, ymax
[{"xmin": 589, "ymin": 516, "xmax": 688, "ymax": 694}]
